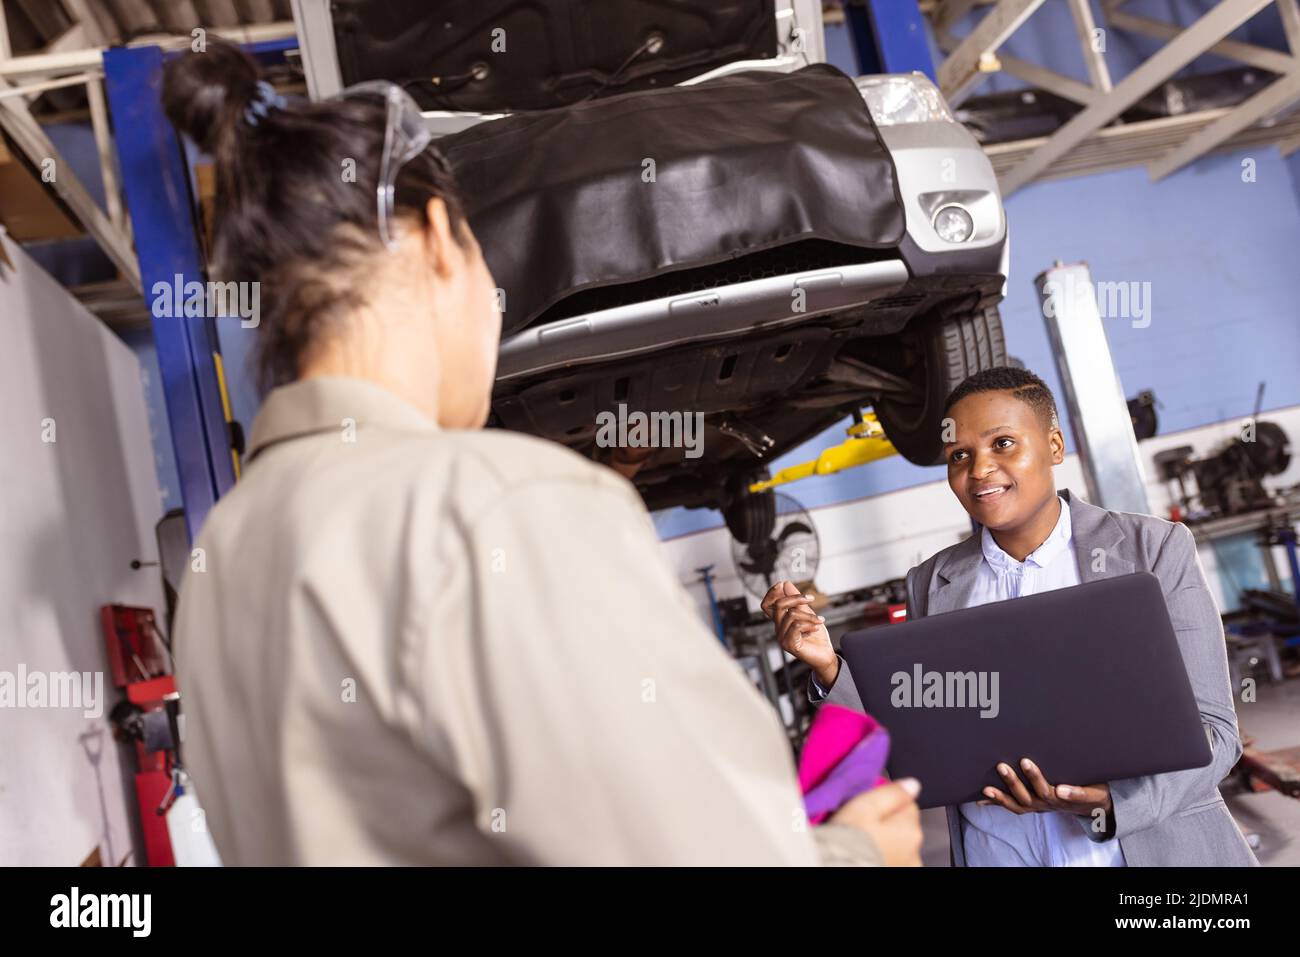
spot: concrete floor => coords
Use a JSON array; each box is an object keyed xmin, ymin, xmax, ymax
[{"xmin": 919, "ymin": 675, "xmax": 1300, "ymax": 866}]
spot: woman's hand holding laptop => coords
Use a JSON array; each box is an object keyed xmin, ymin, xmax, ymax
[{"xmin": 980, "ymin": 758, "xmax": 1113, "ymax": 824}]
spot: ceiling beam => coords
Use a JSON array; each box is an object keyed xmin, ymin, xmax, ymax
[
  {"xmin": 1001, "ymin": 0, "xmax": 1275, "ymax": 195},
  {"xmin": 0, "ymin": 78, "xmax": 140, "ymax": 287},
  {"xmin": 0, "ymin": 1, "xmax": 11, "ymax": 61},
  {"xmin": 985, "ymin": 103, "xmax": 1300, "ymax": 177},
  {"xmin": 0, "ymin": 21, "xmax": 295, "ymax": 79},
  {"xmin": 935, "ymin": 26, "xmax": 1100, "ymax": 104},
  {"xmin": 938, "ymin": 0, "xmax": 1050, "ymax": 104},
  {"xmin": 0, "ymin": 71, "xmax": 93, "ymax": 100},
  {"xmin": 1148, "ymin": 68, "xmax": 1300, "ymax": 178},
  {"xmin": 997, "ymin": 52, "xmax": 1102, "ymax": 104},
  {"xmin": 60, "ymin": 0, "xmax": 107, "ymax": 46},
  {"xmin": 1068, "ymin": 0, "xmax": 1112, "ymax": 92},
  {"xmin": 1105, "ymin": 6, "xmax": 1296, "ymax": 74},
  {"xmin": 84, "ymin": 73, "xmax": 124, "ymax": 230},
  {"xmin": 1277, "ymin": 0, "xmax": 1300, "ymax": 53},
  {"xmin": 43, "ymin": 23, "xmax": 90, "ymax": 55}
]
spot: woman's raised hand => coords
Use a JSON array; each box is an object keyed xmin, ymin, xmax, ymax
[{"xmin": 760, "ymin": 580, "xmax": 839, "ymax": 688}]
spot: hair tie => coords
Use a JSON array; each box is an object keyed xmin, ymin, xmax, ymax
[{"xmin": 244, "ymin": 80, "xmax": 286, "ymax": 127}]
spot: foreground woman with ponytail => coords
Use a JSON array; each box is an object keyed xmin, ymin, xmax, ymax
[{"xmin": 167, "ymin": 41, "xmax": 921, "ymax": 866}]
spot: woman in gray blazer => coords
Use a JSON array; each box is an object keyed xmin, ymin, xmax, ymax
[{"xmin": 766, "ymin": 367, "xmax": 1258, "ymax": 867}]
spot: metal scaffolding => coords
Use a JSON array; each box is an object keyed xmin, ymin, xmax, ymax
[
  {"xmin": 924, "ymin": 0, "xmax": 1300, "ymax": 194},
  {"xmin": 0, "ymin": 5, "xmax": 294, "ymax": 325}
]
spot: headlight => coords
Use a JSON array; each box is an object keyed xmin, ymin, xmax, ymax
[
  {"xmin": 854, "ymin": 73, "xmax": 955, "ymax": 126},
  {"xmin": 932, "ymin": 204, "xmax": 974, "ymax": 243}
]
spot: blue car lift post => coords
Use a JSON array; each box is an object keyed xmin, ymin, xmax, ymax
[
  {"xmin": 102, "ymin": 38, "xmax": 295, "ymax": 541},
  {"xmin": 844, "ymin": 0, "xmax": 936, "ymax": 80}
]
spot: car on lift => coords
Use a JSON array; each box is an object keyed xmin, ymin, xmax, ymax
[
  {"xmin": 455, "ymin": 69, "xmax": 1008, "ymax": 541},
  {"xmin": 304, "ymin": 1, "xmax": 1009, "ymax": 541}
]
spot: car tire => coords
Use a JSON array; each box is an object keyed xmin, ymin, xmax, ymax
[
  {"xmin": 875, "ymin": 305, "xmax": 1008, "ymax": 466},
  {"xmin": 723, "ymin": 475, "xmax": 776, "ymax": 545}
]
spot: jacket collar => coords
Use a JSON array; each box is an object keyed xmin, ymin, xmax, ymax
[
  {"xmin": 246, "ymin": 376, "xmax": 438, "ymax": 462},
  {"xmin": 931, "ymin": 489, "xmax": 1132, "ymax": 613},
  {"xmin": 1065, "ymin": 487, "xmax": 1134, "ymax": 584}
]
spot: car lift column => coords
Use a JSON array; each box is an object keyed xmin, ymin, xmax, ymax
[
  {"xmin": 845, "ymin": 0, "xmax": 936, "ymax": 80},
  {"xmin": 103, "ymin": 45, "xmax": 236, "ymax": 541},
  {"xmin": 1037, "ymin": 261, "xmax": 1152, "ymax": 515}
]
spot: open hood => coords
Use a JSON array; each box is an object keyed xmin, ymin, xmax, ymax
[{"xmin": 329, "ymin": 0, "xmax": 779, "ymax": 111}]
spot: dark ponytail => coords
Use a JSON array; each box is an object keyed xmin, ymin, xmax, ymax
[
  {"xmin": 161, "ymin": 40, "xmax": 467, "ymax": 391},
  {"xmin": 160, "ymin": 38, "xmax": 260, "ymax": 160}
]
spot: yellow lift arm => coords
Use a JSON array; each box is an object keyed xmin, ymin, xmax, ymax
[{"xmin": 747, "ymin": 410, "xmax": 897, "ymax": 494}]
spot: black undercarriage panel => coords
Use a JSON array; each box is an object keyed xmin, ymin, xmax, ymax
[{"xmin": 490, "ymin": 272, "xmax": 1005, "ymax": 511}]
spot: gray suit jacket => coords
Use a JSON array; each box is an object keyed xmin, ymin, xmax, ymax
[{"xmin": 819, "ymin": 489, "xmax": 1259, "ymax": 867}]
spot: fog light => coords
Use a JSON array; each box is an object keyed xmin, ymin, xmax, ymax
[{"xmin": 933, "ymin": 204, "xmax": 974, "ymax": 243}]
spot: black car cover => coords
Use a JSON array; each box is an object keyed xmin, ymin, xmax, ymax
[{"xmin": 440, "ymin": 64, "xmax": 907, "ymax": 337}]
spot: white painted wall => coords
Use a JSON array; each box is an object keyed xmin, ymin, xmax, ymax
[
  {"xmin": 661, "ymin": 405, "xmax": 1300, "ymax": 627},
  {"xmin": 0, "ymin": 228, "xmax": 167, "ymax": 865}
]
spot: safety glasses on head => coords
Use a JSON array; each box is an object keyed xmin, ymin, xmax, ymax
[{"xmin": 328, "ymin": 81, "xmax": 434, "ymax": 250}]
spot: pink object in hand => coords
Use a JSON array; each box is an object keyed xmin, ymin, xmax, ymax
[{"xmin": 799, "ymin": 704, "xmax": 891, "ymax": 824}]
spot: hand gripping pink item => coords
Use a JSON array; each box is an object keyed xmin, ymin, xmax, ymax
[{"xmin": 799, "ymin": 704, "xmax": 891, "ymax": 824}]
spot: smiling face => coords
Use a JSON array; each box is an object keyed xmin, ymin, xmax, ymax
[{"xmin": 944, "ymin": 389, "xmax": 1065, "ymax": 532}]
